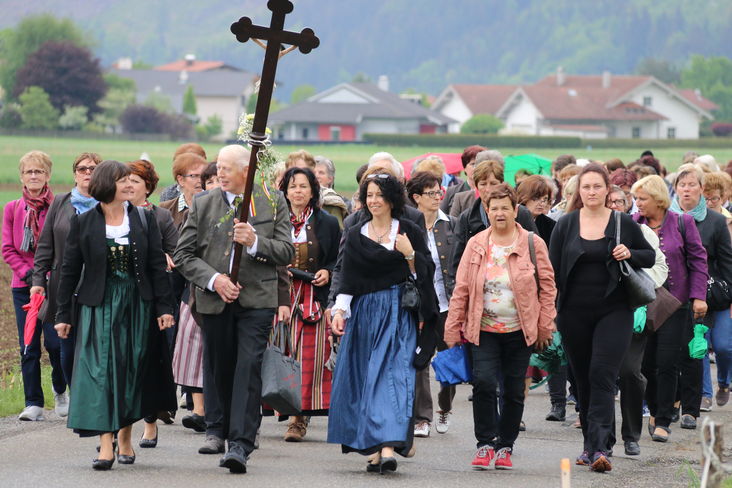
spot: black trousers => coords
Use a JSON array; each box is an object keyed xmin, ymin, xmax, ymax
[
  {"xmin": 558, "ymin": 303, "xmax": 633, "ymax": 454},
  {"xmin": 201, "ymin": 304, "xmax": 274, "ymax": 453},
  {"xmin": 617, "ymin": 332, "xmax": 648, "ymax": 443},
  {"xmin": 471, "ymin": 330, "xmax": 532, "ymax": 451},
  {"xmin": 643, "ymin": 304, "xmax": 692, "ymax": 428},
  {"xmin": 679, "ymin": 355, "xmax": 703, "ymax": 418},
  {"xmin": 414, "ymin": 312, "xmax": 455, "ymax": 422}
]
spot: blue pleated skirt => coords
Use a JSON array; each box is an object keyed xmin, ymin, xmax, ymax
[{"xmin": 327, "ymin": 285, "xmax": 416, "ymax": 456}]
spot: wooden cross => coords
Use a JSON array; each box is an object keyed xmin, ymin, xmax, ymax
[{"xmin": 228, "ymin": 0, "xmax": 319, "ymax": 283}]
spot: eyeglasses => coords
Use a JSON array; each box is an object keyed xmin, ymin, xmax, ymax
[
  {"xmin": 609, "ymin": 199, "xmax": 627, "ymax": 207},
  {"xmin": 366, "ymin": 173, "xmax": 389, "ymax": 179},
  {"xmin": 75, "ymin": 166, "xmax": 96, "ymax": 174},
  {"xmin": 182, "ymin": 173, "xmax": 202, "ymax": 180},
  {"xmin": 22, "ymin": 169, "xmax": 47, "ymax": 176},
  {"xmin": 706, "ymin": 195, "xmax": 722, "ymax": 203},
  {"xmin": 531, "ymin": 196, "xmax": 550, "ymax": 205},
  {"xmin": 420, "ymin": 190, "xmax": 445, "ymax": 199}
]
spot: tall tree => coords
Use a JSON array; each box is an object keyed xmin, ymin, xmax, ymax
[
  {"xmin": 14, "ymin": 41, "xmax": 107, "ymax": 114},
  {"xmin": 635, "ymin": 58, "xmax": 681, "ymax": 85},
  {"xmin": 0, "ymin": 14, "xmax": 87, "ymax": 101},
  {"xmin": 680, "ymin": 55, "xmax": 732, "ymax": 121},
  {"xmin": 182, "ymin": 85, "xmax": 197, "ymax": 116},
  {"xmin": 290, "ymin": 84, "xmax": 316, "ymax": 104}
]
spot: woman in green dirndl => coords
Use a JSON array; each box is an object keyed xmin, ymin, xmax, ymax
[{"xmin": 55, "ymin": 160, "xmax": 174, "ymax": 471}]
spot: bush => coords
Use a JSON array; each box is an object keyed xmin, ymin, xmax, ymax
[
  {"xmin": 18, "ymin": 86, "xmax": 59, "ymax": 129},
  {"xmin": 711, "ymin": 123, "xmax": 732, "ymax": 137},
  {"xmin": 585, "ymin": 137, "xmax": 732, "ymax": 149},
  {"xmin": 363, "ymin": 133, "xmax": 582, "ymax": 148},
  {"xmin": 460, "ymin": 114, "xmax": 504, "ymax": 134},
  {"xmin": 0, "ymin": 105, "xmax": 22, "ymax": 128},
  {"xmin": 120, "ymin": 104, "xmax": 193, "ymax": 139},
  {"xmin": 58, "ymin": 105, "xmax": 88, "ymax": 130}
]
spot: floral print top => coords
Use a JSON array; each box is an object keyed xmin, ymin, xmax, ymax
[{"xmin": 480, "ymin": 242, "xmax": 520, "ymax": 333}]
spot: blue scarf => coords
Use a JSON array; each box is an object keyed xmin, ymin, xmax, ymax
[
  {"xmin": 670, "ymin": 195, "xmax": 707, "ymax": 222},
  {"xmin": 71, "ymin": 187, "xmax": 98, "ymax": 214}
]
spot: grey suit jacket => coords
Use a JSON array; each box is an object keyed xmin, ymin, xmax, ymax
[
  {"xmin": 449, "ymin": 189, "xmax": 476, "ymax": 218},
  {"xmin": 174, "ymin": 187, "xmax": 294, "ymax": 314},
  {"xmin": 31, "ymin": 192, "xmax": 76, "ymax": 324}
]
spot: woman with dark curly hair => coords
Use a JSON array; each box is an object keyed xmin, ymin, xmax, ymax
[
  {"xmin": 275, "ymin": 167, "xmax": 340, "ymax": 441},
  {"xmin": 328, "ymin": 174, "xmax": 438, "ymax": 474}
]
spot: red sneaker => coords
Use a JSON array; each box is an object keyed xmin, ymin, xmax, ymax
[
  {"xmin": 494, "ymin": 447, "xmax": 513, "ymax": 470},
  {"xmin": 471, "ymin": 445, "xmax": 495, "ymax": 470}
]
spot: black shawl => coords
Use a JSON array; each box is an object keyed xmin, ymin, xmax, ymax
[{"xmin": 338, "ymin": 217, "xmax": 438, "ymax": 369}]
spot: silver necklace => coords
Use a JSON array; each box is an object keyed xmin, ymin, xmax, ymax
[{"xmin": 370, "ymin": 221, "xmax": 390, "ymax": 243}]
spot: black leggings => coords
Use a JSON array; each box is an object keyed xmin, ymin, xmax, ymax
[{"xmin": 558, "ymin": 303, "xmax": 633, "ymax": 454}]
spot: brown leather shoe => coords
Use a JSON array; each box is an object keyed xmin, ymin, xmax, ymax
[
  {"xmin": 284, "ymin": 421, "xmax": 307, "ymax": 442},
  {"xmin": 716, "ymin": 386, "xmax": 730, "ymax": 407}
]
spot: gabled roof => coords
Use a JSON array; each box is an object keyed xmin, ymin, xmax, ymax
[
  {"xmin": 270, "ymin": 82, "xmax": 455, "ymax": 125},
  {"xmin": 110, "ymin": 68, "xmax": 255, "ymax": 98},
  {"xmin": 154, "ymin": 60, "xmax": 243, "ymax": 72},
  {"xmin": 677, "ymin": 89, "xmax": 719, "ymax": 112},
  {"xmin": 434, "ymin": 84, "xmax": 517, "ymax": 115}
]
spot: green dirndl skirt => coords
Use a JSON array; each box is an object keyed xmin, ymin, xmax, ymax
[{"xmin": 66, "ymin": 271, "xmax": 152, "ymax": 436}]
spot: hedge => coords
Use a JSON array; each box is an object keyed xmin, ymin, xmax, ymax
[
  {"xmin": 363, "ymin": 133, "xmax": 732, "ymax": 150},
  {"xmin": 584, "ymin": 138, "xmax": 732, "ymax": 149},
  {"xmin": 362, "ymin": 133, "xmax": 582, "ymax": 148}
]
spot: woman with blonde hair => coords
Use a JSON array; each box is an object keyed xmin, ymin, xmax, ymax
[{"xmin": 3, "ymin": 150, "xmax": 65, "ymax": 421}]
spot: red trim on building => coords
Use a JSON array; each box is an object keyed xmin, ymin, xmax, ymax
[
  {"xmin": 419, "ymin": 124, "xmax": 437, "ymax": 134},
  {"xmin": 317, "ymin": 124, "xmax": 356, "ymax": 141}
]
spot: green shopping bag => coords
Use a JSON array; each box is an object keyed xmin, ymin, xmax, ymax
[
  {"xmin": 688, "ymin": 323, "xmax": 710, "ymax": 359},
  {"xmin": 633, "ymin": 306, "xmax": 647, "ymax": 334},
  {"xmin": 529, "ymin": 331, "xmax": 566, "ymax": 373}
]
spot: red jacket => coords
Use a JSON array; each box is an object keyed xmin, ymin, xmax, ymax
[{"xmin": 444, "ymin": 224, "xmax": 557, "ymax": 346}]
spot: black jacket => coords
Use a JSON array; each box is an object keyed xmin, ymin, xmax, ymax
[
  {"xmin": 299, "ymin": 207, "xmax": 341, "ymax": 305},
  {"xmin": 56, "ymin": 203, "xmax": 174, "ymax": 324},
  {"xmin": 695, "ymin": 209, "xmax": 732, "ymax": 283},
  {"xmin": 535, "ymin": 213, "xmax": 556, "ymax": 245},
  {"xmin": 548, "ymin": 210, "xmax": 654, "ymax": 311},
  {"xmin": 449, "ymin": 198, "xmax": 538, "ymax": 281}
]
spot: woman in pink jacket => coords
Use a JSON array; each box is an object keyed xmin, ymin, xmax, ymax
[
  {"xmin": 444, "ymin": 184, "xmax": 557, "ymax": 471},
  {"xmin": 1, "ymin": 150, "xmax": 66, "ymax": 421}
]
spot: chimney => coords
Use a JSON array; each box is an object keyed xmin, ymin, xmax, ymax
[
  {"xmin": 116, "ymin": 57, "xmax": 132, "ymax": 70},
  {"xmin": 185, "ymin": 54, "xmax": 196, "ymax": 67},
  {"xmin": 377, "ymin": 74, "xmax": 389, "ymax": 92},
  {"xmin": 556, "ymin": 66, "xmax": 565, "ymax": 86},
  {"xmin": 602, "ymin": 70, "xmax": 611, "ymax": 88}
]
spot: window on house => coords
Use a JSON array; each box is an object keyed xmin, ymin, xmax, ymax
[
  {"xmin": 643, "ymin": 96, "xmax": 652, "ymax": 107},
  {"xmin": 632, "ymin": 127, "xmax": 641, "ymax": 138},
  {"xmin": 667, "ymin": 127, "xmax": 676, "ymax": 139},
  {"xmin": 277, "ymin": 130, "xmax": 284, "ymax": 140},
  {"xmin": 330, "ymin": 126, "xmax": 341, "ymax": 141},
  {"xmin": 302, "ymin": 127, "xmax": 309, "ymax": 140}
]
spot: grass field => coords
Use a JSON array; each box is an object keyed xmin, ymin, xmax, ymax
[{"xmin": 1, "ymin": 134, "xmax": 732, "ymax": 205}]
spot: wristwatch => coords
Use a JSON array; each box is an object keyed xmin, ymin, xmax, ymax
[{"xmin": 404, "ymin": 251, "xmax": 415, "ymax": 261}]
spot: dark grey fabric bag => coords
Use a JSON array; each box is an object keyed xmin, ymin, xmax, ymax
[
  {"xmin": 261, "ymin": 321, "xmax": 301, "ymax": 415},
  {"xmin": 615, "ymin": 211, "xmax": 656, "ymax": 308}
]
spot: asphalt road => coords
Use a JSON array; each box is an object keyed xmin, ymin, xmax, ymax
[{"xmin": 0, "ymin": 377, "xmax": 725, "ymax": 487}]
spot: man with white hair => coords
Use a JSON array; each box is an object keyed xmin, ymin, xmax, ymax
[{"xmin": 175, "ymin": 144, "xmax": 294, "ymax": 473}]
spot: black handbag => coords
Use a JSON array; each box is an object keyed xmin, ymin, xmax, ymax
[
  {"xmin": 707, "ymin": 277, "xmax": 732, "ymax": 311},
  {"xmin": 615, "ymin": 212, "xmax": 656, "ymax": 308},
  {"xmin": 401, "ymin": 275, "xmax": 421, "ymax": 312},
  {"xmin": 261, "ymin": 321, "xmax": 301, "ymax": 415}
]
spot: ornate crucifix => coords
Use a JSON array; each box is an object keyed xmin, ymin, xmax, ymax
[{"xmin": 228, "ymin": 0, "xmax": 319, "ymax": 283}]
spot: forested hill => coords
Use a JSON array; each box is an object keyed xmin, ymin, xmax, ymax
[{"xmin": 2, "ymin": 0, "xmax": 731, "ymax": 97}]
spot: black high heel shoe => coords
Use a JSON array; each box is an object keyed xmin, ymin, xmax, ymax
[
  {"xmin": 118, "ymin": 449, "xmax": 136, "ymax": 465},
  {"xmin": 379, "ymin": 457, "xmax": 397, "ymax": 474},
  {"xmin": 139, "ymin": 424, "xmax": 158, "ymax": 448},
  {"xmin": 93, "ymin": 444, "xmax": 116, "ymax": 471}
]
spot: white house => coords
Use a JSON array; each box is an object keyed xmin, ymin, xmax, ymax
[
  {"xmin": 269, "ymin": 81, "xmax": 454, "ymax": 142},
  {"xmin": 111, "ymin": 56, "xmax": 257, "ymax": 139},
  {"xmin": 434, "ymin": 71, "xmax": 717, "ymax": 139}
]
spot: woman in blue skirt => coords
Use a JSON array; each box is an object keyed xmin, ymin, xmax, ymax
[{"xmin": 329, "ymin": 173, "xmax": 437, "ymax": 474}]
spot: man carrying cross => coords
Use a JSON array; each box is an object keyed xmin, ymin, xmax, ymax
[{"xmin": 174, "ymin": 144, "xmax": 293, "ymax": 473}]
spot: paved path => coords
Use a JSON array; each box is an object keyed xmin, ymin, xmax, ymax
[{"xmin": 0, "ymin": 380, "xmax": 726, "ymax": 487}]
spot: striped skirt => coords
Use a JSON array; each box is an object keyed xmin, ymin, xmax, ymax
[{"xmin": 171, "ymin": 302, "xmax": 203, "ymax": 388}]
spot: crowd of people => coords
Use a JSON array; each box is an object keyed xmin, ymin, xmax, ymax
[{"xmin": 3, "ymin": 142, "xmax": 732, "ymax": 475}]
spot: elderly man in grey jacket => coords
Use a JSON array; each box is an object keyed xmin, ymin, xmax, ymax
[{"xmin": 175, "ymin": 144, "xmax": 294, "ymax": 473}]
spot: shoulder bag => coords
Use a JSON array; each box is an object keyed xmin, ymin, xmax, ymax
[
  {"xmin": 261, "ymin": 321, "xmax": 302, "ymax": 415},
  {"xmin": 615, "ymin": 211, "xmax": 656, "ymax": 308}
]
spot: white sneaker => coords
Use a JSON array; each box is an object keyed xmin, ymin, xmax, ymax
[
  {"xmin": 414, "ymin": 421, "xmax": 430, "ymax": 438},
  {"xmin": 435, "ymin": 411, "xmax": 451, "ymax": 434},
  {"xmin": 54, "ymin": 391, "xmax": 69, "ymax": 417},
  {"xmin": 18, "ymin": 405, "xmax": 44, "ymax": 421}
]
